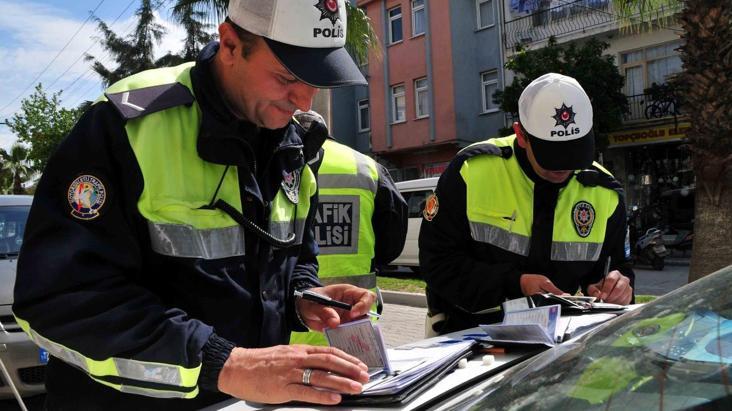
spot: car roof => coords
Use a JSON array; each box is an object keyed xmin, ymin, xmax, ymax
[
  {"xmin": 0, "ymin": 195, "xmax": 33, "ymax": 206},
  {"xmin": 395, "ymin": 177, "xmax": 439, "ymax": 191}
]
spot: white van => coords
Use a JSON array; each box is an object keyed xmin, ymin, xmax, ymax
[{"xmin": 391, "ymin": 177, "xmax": 439, "ymax": 270}]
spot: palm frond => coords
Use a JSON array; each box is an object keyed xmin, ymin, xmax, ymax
[{"xmin": 346, "ymin": 3, "xmax": 382, "ymax": 66}]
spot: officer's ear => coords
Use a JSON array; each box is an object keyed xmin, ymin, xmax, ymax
[
  {"xmin": 514, "ymin": 122, "xmax": 528, "ymax": 149},
  {"xmin": 218, "ymin": 23, "xmax": 241, "ymax": 64}
]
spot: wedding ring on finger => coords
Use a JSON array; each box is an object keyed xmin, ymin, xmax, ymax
[{"xmin": 302, "ymin": 368, "xmax": 313, "ymax": 386}]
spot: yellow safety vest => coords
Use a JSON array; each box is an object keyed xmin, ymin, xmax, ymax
[
  {"xmin": 290, "ymin": 138, "xmax": 379, "ymax": 346},
  {"xmin": 16, "ymin": 63, "xmax": 317, "ymax": 399},
  {"xmin": 461, "ymin": 135, "xmax": 618, "ymax": 262}
]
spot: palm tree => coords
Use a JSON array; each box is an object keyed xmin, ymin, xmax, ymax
[
  {"xmin": 613, "ymin": 0, "xmax": 732, "ymax": 280},
  {"xmin": 0, "ymin": 143, "xmax": 32, "ymax": 194}
]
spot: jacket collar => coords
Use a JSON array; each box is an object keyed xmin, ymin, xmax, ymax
[{"xmin": 513, "ymin": 138, "xmax": 572, "ymax": 188}]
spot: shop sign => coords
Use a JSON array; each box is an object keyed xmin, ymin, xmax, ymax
[
  {"xmin": 608, "ymin": 122, "xmax": 690, "ymax": 147},
  {"xmin": 423, "ymin": 162, "xmax": 449, "ymax": 177}
]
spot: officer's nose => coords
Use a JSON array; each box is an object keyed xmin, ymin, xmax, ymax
[{"xmin": 289, "ymin": 82, "xmax": 318, "ymax": 112}]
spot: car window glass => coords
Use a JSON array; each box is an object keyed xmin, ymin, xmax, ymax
[
  {"xmin": 402, "ymin": 190, "xmax": 431, "ymax": 218},
  {"xmin": 444, "ymin": 268, "xmax": 732, "ymax": 410},
  {"xmin": 0, "ymin": 205, "xmax": 30, "ymax": 254}
]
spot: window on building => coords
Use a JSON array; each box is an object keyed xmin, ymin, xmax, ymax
[
  {"xmin": 481, "ymin": 70, "xmax": 499, "ymax": 112},
  {"xmin": 391, "ymin": 84, "xmax": 406, "ymax": 123},
  {"xmin": 476, "ymin": 0, "xmax": 495, "ymax": 29},
  {"xmin": 412, "ymin": 0, "xmax": 425, "ymax": 36},
  {"xmin": 389, "ymin": 6, "xmax": 403, "ymax": 44},
  {"xmin": 621, "ymin": 41, "xmax": 683, "ymax": 95},
  {"xmin": 414, "ymin": 78, "xmax": 430, "ymax": 118},
  {"xmin": 357, "ymin": 99, "xmax": 370, "ymax": 132}
]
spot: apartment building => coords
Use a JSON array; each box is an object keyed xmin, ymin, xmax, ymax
[
  {"xmin": 330, "ymin": 0, "xmax": 506, "ymax": 181},
  {"xmin": 501, "ymin": 0, "xmax": 693, "ymax": 225}
]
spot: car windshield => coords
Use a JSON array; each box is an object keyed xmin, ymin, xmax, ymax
[
  {"xmin": 0, "ymin": 205, "xmax": 30, "ymax": 256},
  {"xmin": 444, "ymin": 266, "xmax": 732, "ymax": 410}
]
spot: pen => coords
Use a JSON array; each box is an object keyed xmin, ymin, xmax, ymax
[
  {"xmin": 295, "ymin": 289, "xmax": 352, "ymax": 310},
  {"xmin": 599, "ymin": 256, "xmax": 611, "ymax": 303},
  {"xmin": 294, "ymin": 289, "xmax": 382, "ymax": 318}
]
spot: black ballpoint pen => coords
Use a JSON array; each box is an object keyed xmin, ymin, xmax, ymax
[
  {"xmin": 294, "ymin": 289, "xmax": 353, "ymax": 310},
  {"xmin": 294, "ymin": 289, "xmax": 381, "ymax": 318}
]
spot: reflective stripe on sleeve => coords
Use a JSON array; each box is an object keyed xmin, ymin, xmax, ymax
[
  {"xmin": 14, "ymin": 316, "xmax": 201, "ymax": 397},
  {"xmin": 148, "ymin": 222, "xmax": 246, "ymax": 259}
]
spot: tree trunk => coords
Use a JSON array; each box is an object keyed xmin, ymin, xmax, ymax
[
  {"xmin": 12, "ymin": 173, "xmax": 24, "ymax": 195},
  {"xmin": 678, "ymin": 0, "xmax": 732, "ymax": 281},
  {"xmin": 688, "ymin": 172, "xmax": 732, "ymax": 282}
]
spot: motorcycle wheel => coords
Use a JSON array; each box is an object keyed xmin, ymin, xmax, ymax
[{"xmin": 652, "ymin": 256, "xmax": 665, "ymax": 271}]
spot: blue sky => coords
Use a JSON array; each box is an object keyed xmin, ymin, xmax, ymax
[{"xmin": 0, "ymin": 0, "xmax": 190, "ymax": 150}]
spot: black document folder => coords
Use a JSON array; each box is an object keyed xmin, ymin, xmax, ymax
[{"xmin": 338, "ymin": 340, "xmax": 477, "ymax": 405}]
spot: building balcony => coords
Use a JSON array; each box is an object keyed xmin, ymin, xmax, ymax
[
  {"xmin": 624, "ymin": 92, "xmax": 683, "ymax": 124},
  {"xmin": 503, "ymin": 0, "xmax": 613, "ymax": 50},
  {"xmin": 503, "ymin": 0, "xmax": 681, "ymax": 51}
]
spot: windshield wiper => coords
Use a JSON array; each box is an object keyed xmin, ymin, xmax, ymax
[{"xmin": 0, "ymin": 252, "xmax": 19, "ymax": 259}]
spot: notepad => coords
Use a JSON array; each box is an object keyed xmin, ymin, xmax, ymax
[{"xmin": 480, "ymin": 304, "xmax": 562, "ymax": 346}]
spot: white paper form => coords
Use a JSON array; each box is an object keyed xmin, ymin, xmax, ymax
[
  {"xmin": 503, "ymin": 305, "xmax": 560, "ymax": 337},
  {"xmin": 502, "ymin": 296, "xmax": 531, "ymax": 313}
]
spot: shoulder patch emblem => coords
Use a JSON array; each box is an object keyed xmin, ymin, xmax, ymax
[
  {"xmin": 282, "ymin": 170, "xmax": 301, "ymax": 204},
  {"xmin": 68, "ymin": 175, "xmax": 107, "ymax": 220},
  {"xmin": 572, "ymin": 201, "xmax": 595, "ymax": 238},
  {"xmin": 423, "ymin": 193, "xmax": 439, "ymax": 221}
]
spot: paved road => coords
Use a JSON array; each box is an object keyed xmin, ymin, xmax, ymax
[
  {"xmin": 634, "ymin": 264, "xmax": 689, "ymax": 295},
  {"xmin": 379, "ymin": 303, "xmax": 427, "ymax": 348}
]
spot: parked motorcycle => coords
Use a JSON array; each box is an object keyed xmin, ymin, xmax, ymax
[
  {"xmin": 628, "ymin": 205, "xmax": 670, "ymax": 270},
  {"xmin": 661, "ymin": 225, "xmax": 694, "ymax": 257}
]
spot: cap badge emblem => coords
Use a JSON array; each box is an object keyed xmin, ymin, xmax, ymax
[
  {"xmin": 315, "ymin": 0, "xmax": 340, "ymax": 26},
  {"xmin": 572, "ymin": 201, "xmax": 595, "ymax": 238},
  {"xmin": 552, "ymin": 103, "xmax": 577, "ymax": 129}
]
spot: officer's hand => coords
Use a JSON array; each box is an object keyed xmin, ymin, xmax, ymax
[
  {"xmin": 218, "ymin": 344, "xmax": 369, "ymax": 405},
  {"xmin": 296, "ymin": 285, "xmax": 377, "ymax": 332},
  {"xmin": 587, "ymin": 270, "xmax": 633, "ymax": 305},
  {"xmin": 520, "ymin": 274, "xmax": 567, "ymax": 296}
]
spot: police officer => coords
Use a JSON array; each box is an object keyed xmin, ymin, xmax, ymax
[
  {"xmin": 13, "ymin": 0, "xmax": 377, "ymax": 409},
  {"xmin": 289, "ymin": 110, "xmax": 408, "ymax": 346},
  {"xmin": 420, "ymin": 73, "xmax": 634, "ymax": 335}
]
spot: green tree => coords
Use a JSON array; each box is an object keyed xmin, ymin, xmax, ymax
[
  {"xmin": 156, "ymin": 2, "xmax": 216, "ymax": 67},
  {"xmin": 86, "ymin": 0, "xmax": 168, "ymax": 87},
  {"xmin": 5, "ymin": 84, "xmax": 81, "ymax": 172},
  {"xmin": 494, "ymin": 37, "xmax": 628, "ymax": 147},
  {"xmin": 0, "ymin": 143, "xmax": 32, "ymax": 194},
  {"xmin": 614, "ymin": 0, "xmax": 732, "ymax": 280}
]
